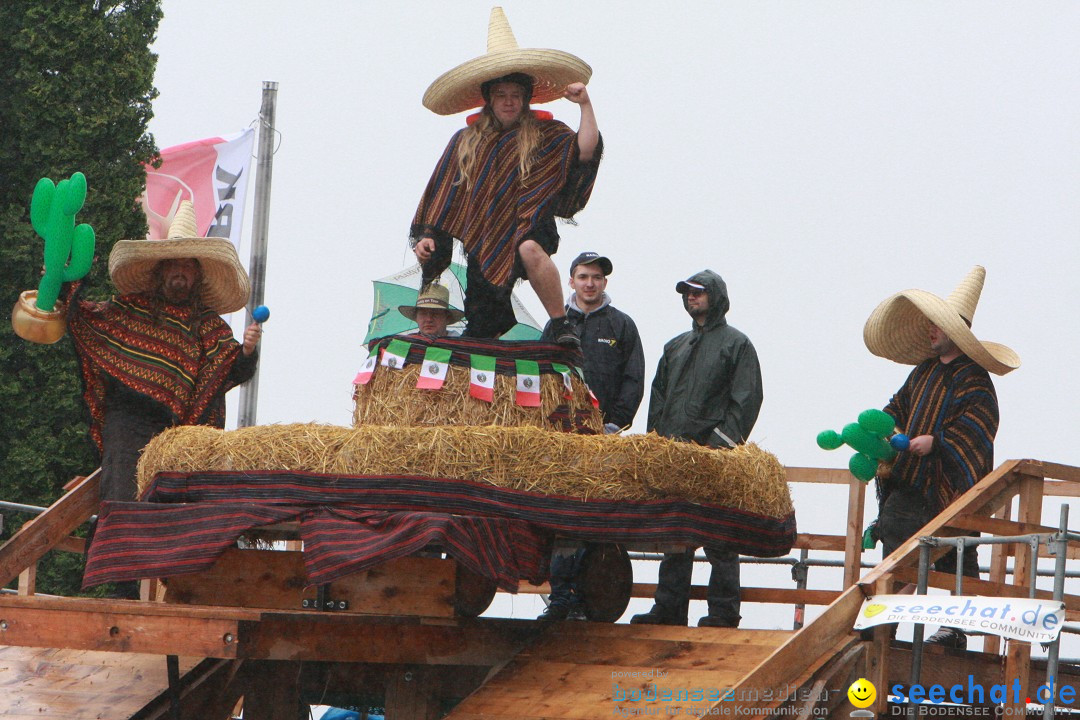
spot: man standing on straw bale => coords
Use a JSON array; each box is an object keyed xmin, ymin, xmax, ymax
[
  {"xmin": 67, "ymin": 200, "xmax": 261, "ymax": 508},
  {"xmin": 864, "ymin": 265, "xmax": 1019, "ymax": 649},
  {"xmin": 631, "ymin": 270, "xmax": 762, "ymax": 628},
  {"xmin": 538, "ymin": 251, "xmax": 644, "ymax": 620},
  {"xmin": 412, "ymin": 7, "xmax": 601, "ymax": 346}
]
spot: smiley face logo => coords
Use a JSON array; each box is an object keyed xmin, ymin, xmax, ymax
[
  {"xmin": 848, "ymin": 678, "xmax": 876, "ymax": 709},
  {"xmin": 863, "ymin": 603, "xmax": 886, "ymax": 618}
]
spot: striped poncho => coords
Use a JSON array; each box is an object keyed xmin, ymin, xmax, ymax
[
  {"xmin": 68, "ymin": 292, "xmax": 246, "ymax": 451},
  {"xmin": 411, "ymin": 119, "xmax": 601, "ymax": 288},
  {"xmin": 880, "ymin": 355, "xmax": 999, "ymax": 513}
]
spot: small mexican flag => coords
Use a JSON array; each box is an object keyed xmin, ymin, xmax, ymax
[
  {"xmin": 353, "ymin": 346, "xmax": 380, "ymax": 385},
  {"xmin": 551, "ymin": 363, "xmax": 574, "ymax": 398},
  {"xmin": 469, "ymin": 354, "xmax": 497, "ymax": 402},
  {"xmin": 417, "ymin": 346, "xmax": 452, "ymax": 390},
  {"xmin": 380, "ymin": 338, "xmax": 411, "ymax": 370},
  {"xmin": 515, "ymin": 359, "xmax": 541, "ymax": 407}
]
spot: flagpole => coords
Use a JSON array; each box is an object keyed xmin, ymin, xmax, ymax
[{"xmin": 238, "ymin": 81, "xmax": 278, "ymax": 427}]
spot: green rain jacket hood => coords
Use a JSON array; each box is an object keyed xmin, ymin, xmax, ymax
[{"xmin": 647, "ymin": 270, "xmax": 763, "ymax": 448}]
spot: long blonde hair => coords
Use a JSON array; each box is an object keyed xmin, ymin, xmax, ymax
[{"xmin": 455, "ymin": 103, "xmax": 542, "ymax": 189}]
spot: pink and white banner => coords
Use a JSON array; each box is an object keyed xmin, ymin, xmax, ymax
[{"xmin": 141, "ymin": 129, "xmax": 256, "ymax": 249}]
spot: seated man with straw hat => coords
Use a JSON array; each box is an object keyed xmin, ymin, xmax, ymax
[
  {"xmin": 412, "ymin": 7, "xmax": 601, "ymax": 346},
  {"xmin": 864, "ymin": 265, "xmax": 1020, "ymax": 650},
  {"xmin": 398, "ymin": 283, "xmax": 465, "ymax": 339},
  {"xmin": 66, "ymin": 200, "xmax": 262, "ymax": 511}
]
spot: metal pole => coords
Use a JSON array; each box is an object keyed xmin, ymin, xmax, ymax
[
  {"xmin": 237, "ymin": 81, "xmax": 278, "ymax": 428},
  {"xmin": 1042, "ymin": 504, "xmax": 1070, "ymax": 720},
  {"xmin": 907, "ymin": 541, "xmax": 932, "ymax": 718}
]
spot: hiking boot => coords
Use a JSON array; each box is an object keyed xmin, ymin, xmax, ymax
[
  {"xmin": 698, "ymin": 615, "xmax": 739, "ymax": 629},
  {"xmin": 538, "ymin": 603, "xmax": 573, "ymax": 621},
  {"xmin": 567, "ymin": 606, "xmax": 588, "ymax": 621},
  {"xmin": 549, "ymin": 316, "xmax": 580, "ymax": 348},
  {"xmin": 925, "ymin": 627, "xmax": 967, "ymax": 650},
  {"xmin": 629, "ymin": 607, "xmax": 687, "ymax": 626}
]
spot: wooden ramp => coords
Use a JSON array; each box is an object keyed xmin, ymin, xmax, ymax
[
  {"xmin": 0, "ymin": 646, "xmax": 199, "ymax": 720},
  {"xmin": 446, "ymin": 623, "xmax": 792, "ymax": 719}
]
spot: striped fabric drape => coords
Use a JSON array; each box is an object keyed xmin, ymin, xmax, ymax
[{"xmin": 84, "ymin": 471, "xmax": 797, "ymax": 591}]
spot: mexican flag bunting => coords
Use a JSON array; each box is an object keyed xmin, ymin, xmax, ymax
[
  {"xmin": 380, "ymin": 338, "xmax": 412, "ymax": 370},
  {"xmin": 551, "ymin": 363, "xmax": 574, "ymax": 398},
  {"xmin": 417, "ymin": 346, "xmax": 452, "ymax": 390},
  {"xmin": 514, "ymin": 359, "xmax": 541, "ymax": 407},
  {"xmin": 353, "ymin": 346, "xmax": 380, "ymax": 385},
  {"xmin": 469, "ymin": 354, "xmax": 497, "ymax": 402},
  {"xmin": 574, "ymin": 366, "xmax": 600, "ymax": 408}
]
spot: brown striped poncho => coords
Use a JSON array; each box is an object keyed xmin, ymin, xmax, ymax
[
  {"xmin": 880, "ymin": 355, "xmax": 999, "ymax": 513},
  {"xmin": 68, "ymin": 293, "xmax": 247, "ymax": 451},
  {"xmin": 411, "ymin": 119, "xmax": 601, "ymax": 288}
]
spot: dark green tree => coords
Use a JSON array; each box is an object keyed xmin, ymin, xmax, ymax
[{"xmin": 0, "ymin": 1, "xmax": 161, "ymax": 595}]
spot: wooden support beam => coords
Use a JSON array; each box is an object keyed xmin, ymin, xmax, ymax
[
  {"xmin": 17, "ymin": 564, "xmax": 35, "ymax": 596},
  {"xmin": 0, "ymin": 470, "xmax": 99, "ymax": 588},
  {"xmin": 165, "ymin": 549, "xmax": 456, "ymax": 617},
  {"xmin": 785, "ymin": 466, "xmax": 854, "ymax": 485},
  {"xmin": 793, "ymin": 533, "xmax": 847, "ymax": 551},
  {"xmin": 385, "ymin": 666, "xmax": 442, "ymax": 720},
  {"xmin": 985, "ymin": 501, "xmax": 1011, "ymax": 656},
  {"xmin": 844, "ymin": 477, "xmax": 866, "ymax": 588},
  {"xmin": 946, "ymin": 513, "xmax": 1060, "ymax": 537},
  {"xmin": 1017, "ymin": 460, "xmax": 1080, "ymax": 485},
  {"xmin": 240, "ymin": 660, "xmax": 304, "ymax": 720}
]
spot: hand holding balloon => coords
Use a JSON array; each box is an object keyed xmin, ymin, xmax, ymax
[{"xmin": 817, "ymin": 409, "xmax": 908, "ymax": 482}]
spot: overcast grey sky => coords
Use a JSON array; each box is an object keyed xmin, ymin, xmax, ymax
[{"xmin": 146, "ymin": 1, "xmax": 1079, "ymax": 627}]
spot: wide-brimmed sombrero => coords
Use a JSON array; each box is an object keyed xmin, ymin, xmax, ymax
[
  {"xmin": 863, "ymin": 265, "xmax": 1019, "ymax": 376},
  {"xmin": 109, "ymin": 200, "xmax": 250, "ymax": 314},
  {"xmin": 423, "ymin": 6, "xmax": 592, "ymax": 116},
  {"xmin": 399, "ymin": 283, "xmax": 465, "ymax": 323}
]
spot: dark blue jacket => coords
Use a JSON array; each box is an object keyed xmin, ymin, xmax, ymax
[{"xmin": 544, "ymin": 295, "xmax": 645, "ymax": 428}]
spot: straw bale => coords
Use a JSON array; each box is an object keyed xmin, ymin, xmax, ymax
[
  {"xmin": 137, "ymin": 424, "xmax": 793, "ymax": 518},
  {"xmin": 353, "ymin": 362, "xmax": 601, "ymax": 432}
]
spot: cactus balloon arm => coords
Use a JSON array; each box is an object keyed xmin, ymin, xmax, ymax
[{"xmin": 63, "ymin": 223, "xmax": 96, "ymax": 281}]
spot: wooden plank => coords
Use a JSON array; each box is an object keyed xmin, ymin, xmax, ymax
[
  {"xmin": 385, "ymin": 666, "xmax": 442, "ymax": 720},
  {"xmin": 890, "ymin": 567, "xmax": 1080, "ymax": 613},
  {"xmin": 0, "ymin": 646, "xmax": 199, "ymax": 720},
  {"xmin": 627, "ymin": 583, "xmax": 839, "ymax": 606},
  {"xmin": 725, "ymin": 585, "xmax": 866, "ymax": 714},
  {"xmin": 985, "ymin": 501, "xmax": 1011, "ymax": 655},
  {"xmin": 240, "ymin": 660, "xmax": 304, "ymax": 720},
  {"xmin": 947, "ymin": 513, "xmax": 1060, "ymax": 537},
  {"xmin": 238, "ymin": 615, "xmax": 545, "ymax": 665},
  {"xmin": 0, "ymin": 602, "xmax": 242, "ymax": 658},
  {"xmin": 793, "ymin": 533, "xmax": 846, "ymax": 551},
  {"xmin": 1017, "ymin": 460, "xmax": 1080, "ymax": 485},
  {"xmin": 844, "ymin": 477, "xmax": 866, "ymax": 587},
  {"xmin": 451, "ymin": 658, "xmax": 749, "ymax": 720},
  {"xmin": 522, "ymin": 626, "xmax": 786, "ymax": 671},
  {"xmin": 785, "ymin": 466, "xmax": 854, "ymax": 485},
  {"xmin": 165, "ymin": 549, "xmax": 456, "ymax": 617},
  {"xmin": 0, "ymin": 470, "xmax": 99, "ymax": 587}
]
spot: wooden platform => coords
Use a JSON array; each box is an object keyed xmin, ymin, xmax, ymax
[
  {"xmin": 447, "ymin": 623, "xmax": 793, "ymax": 719},
  {"xmin": 0, "ymin": 646, "xmax": 199, "ymax": 719}
]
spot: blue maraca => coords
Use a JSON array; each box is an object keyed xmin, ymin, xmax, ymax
[{"xmin": 252, "ymin": 305, "xmax": 270, "ymax": 323}]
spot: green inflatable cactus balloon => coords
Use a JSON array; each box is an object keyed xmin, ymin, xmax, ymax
[{"xmin": 31, "ymin": 172, "xmax": 96, "ymax": 311}]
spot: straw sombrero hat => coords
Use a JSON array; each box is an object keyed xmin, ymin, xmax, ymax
[
  {"xmin": 423, "ymin": 7, "xmax": 592, "ymax": 116},
  {"xmin": 863, "ymin": 265, "xmax": 1019, "ymax": 376},
  {"xmin": 399, "ymin": 283, "xmax": 465, "ymax": 323},
  {"xmin": 109, "ymin": 200, "xmax": 250, "ymax": 314}
]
